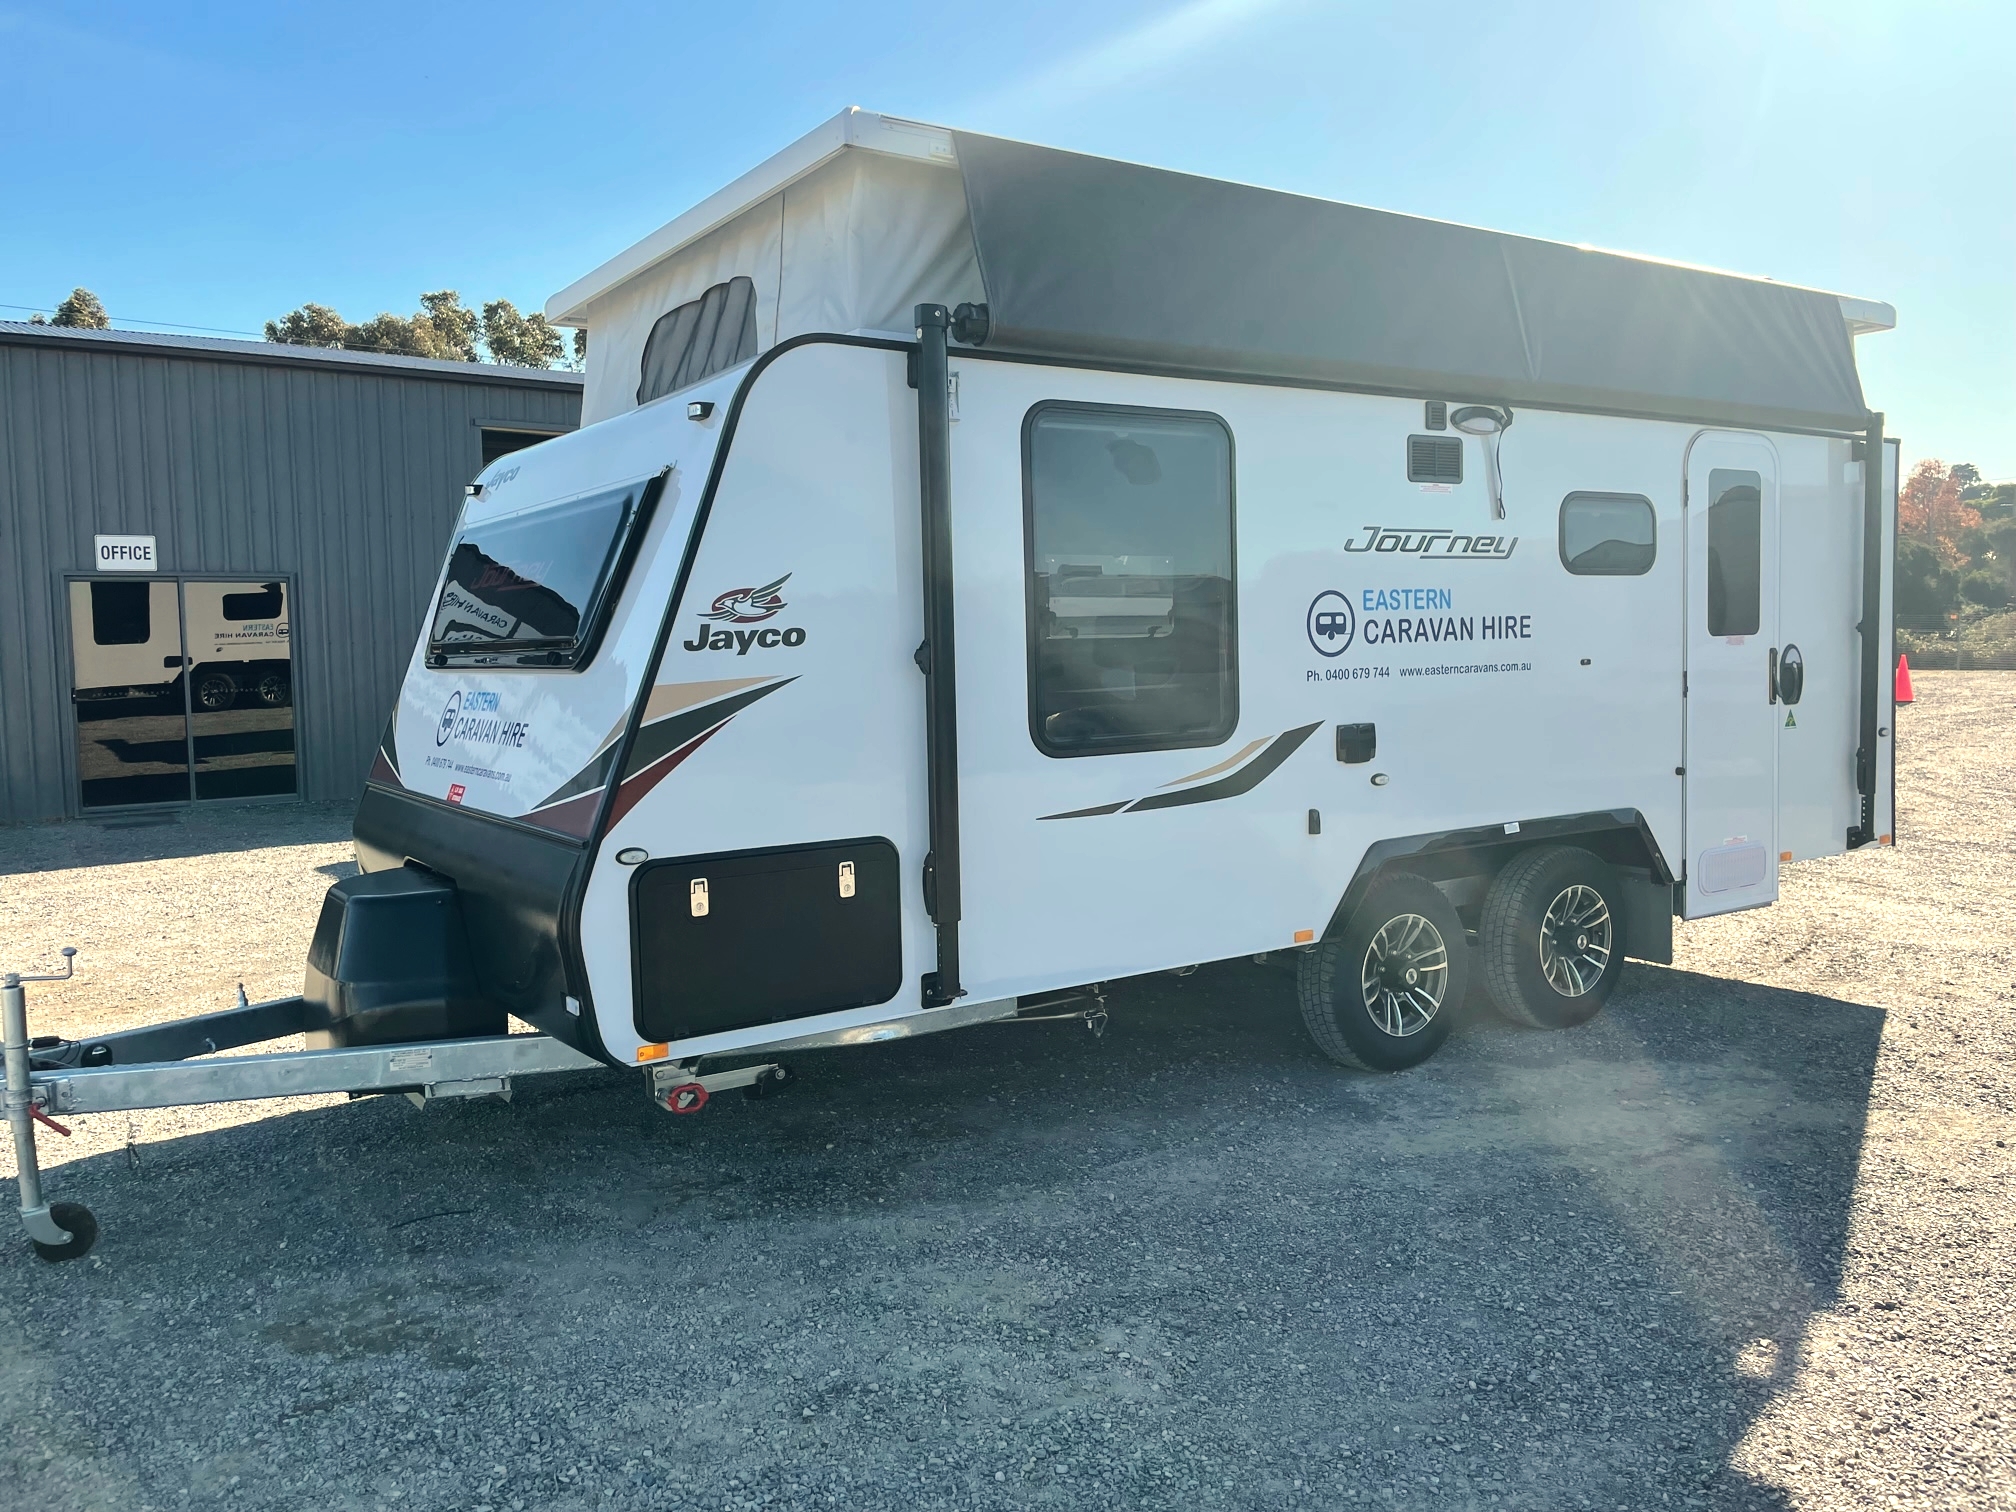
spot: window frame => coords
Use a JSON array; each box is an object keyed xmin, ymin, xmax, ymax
[
  {"xmin": 424, "ymin": 470, "xmax": 665, "ymax": 672},
  {"xmin": 1019, "ymin": 399, "xmax": 1240, "ymax": 760},
  {"xmin": 1557, "ymin": 491, "xmax": 1657, "ymax": 577}
]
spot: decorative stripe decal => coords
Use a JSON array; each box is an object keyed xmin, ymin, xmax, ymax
[
  {"xmin": 1038, "ymin": 722, "xmax": 1323, "ymax": 820},
  {"xmin": 1158, "ymin": 736, "xmax": 1268, "ymax": 788},
  {"xmin": 605, "ymin": 723, "xmax": 730, "ymax": 828},
  {"xmin": 620, "ymin": 678, "xmax": 794, "ymax": 779}
]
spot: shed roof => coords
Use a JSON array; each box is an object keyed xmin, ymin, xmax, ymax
[{"xmin": 0, "ymin": 321, "xmax": 584, "ymax": 390}]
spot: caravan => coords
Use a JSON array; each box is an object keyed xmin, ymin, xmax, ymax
[{"xmin": 6, "ymin": 110, "xmax": 1899, "ymax": 1258}]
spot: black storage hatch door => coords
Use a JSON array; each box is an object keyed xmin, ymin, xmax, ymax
[{"xmin": 631, "ymin": 837, "xmax": 903, "ymax": 1043}]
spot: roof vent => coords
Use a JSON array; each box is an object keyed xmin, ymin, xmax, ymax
[
  {"xmin": 1424, "ymin": 401, "xmax": 1447, "ymax": 431},
  {"xmin": 1407, "ymin": 435, "xmax": 1463, "ymax": 485}
]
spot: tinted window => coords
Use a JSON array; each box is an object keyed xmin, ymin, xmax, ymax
[
  {"xmin": 222, "ymin": 583, "xmax": 284, "ymax": 620},
  {"xmin": 428, "ymin": 479, "xmax": 652, "ymax": 667},
  {"xmin": 637, "ymin": 278, "xmax": 758, "ymax": 405},
  {"xmin": 1706, "ymin": 468, "xmax": 1761, "ymax": 636},
  {"xmin": 89, "ymin": 580, "xmax": 150, "ymax": 645},
  {"xmin": 1024, "ymin": 404, "xmax": 1237, "ymax": 756},
  {"xmin": 1560, "ymin": 493, "xmax": 1655, "ymax": 575}
]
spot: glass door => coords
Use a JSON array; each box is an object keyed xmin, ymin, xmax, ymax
[
  {"xmin": 67, "ymin": 578, "xmax": 297, "ymax": 809},
  {"xmin": 68, "ymin": 579, "xmax": 192, "ymax": 808}
]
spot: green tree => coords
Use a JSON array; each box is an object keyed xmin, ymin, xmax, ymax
[
  {"xmin": 264, "ymin": 303, "xmax": 349, "ymax": 347},
  {"xmin": 572, "ymin": 327, "xmax": 587, "ymax": 367},
  {"xmin": 1895, "ymin": 536, "xmax": 1957, "ymax": 623},
  {"xmin": 480, "ymin": 299, "xmax": 565, "ymax": 367},
  {"xmin": 50, "ymin": 288, "xmax": 110, "ymax": 328}
]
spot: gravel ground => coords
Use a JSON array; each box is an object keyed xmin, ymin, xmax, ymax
[{"xmin": 1, "ymin": 671, "xmax": 2010, "ymax": 1512}]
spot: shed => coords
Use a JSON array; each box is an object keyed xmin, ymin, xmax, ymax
[{"xmin": 0, "ymin": 322, "xmax": 582, "ymax": 822}]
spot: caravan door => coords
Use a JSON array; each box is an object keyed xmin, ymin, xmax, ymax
[{"xmin": 1682, "ymin": 433, "xmax": 1780, "ymax": 918}]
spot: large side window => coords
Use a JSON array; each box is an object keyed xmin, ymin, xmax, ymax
[
  {"xmin": 1706, "ymin": 468, "xmax": 1761, "ymax": 636},
  {"xmin": 636, "ymin": 277, "xmax": 758, "ymax": 405},
  {"xmin": 1559, "ymin": 492, "xmax": 1655, "ymax": 575},
  {"xmin": 1024, "ymin": 403, "xmax": 1237, "ymax": 757}
]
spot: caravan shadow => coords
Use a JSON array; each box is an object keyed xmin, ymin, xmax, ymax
[{"xmin": 4, "ymin": 958, "xmax": 1882, "ymax": 1512}]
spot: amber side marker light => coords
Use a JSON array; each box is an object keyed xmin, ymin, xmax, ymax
[
  {"xmin": 1780, "ymin": 851, "xmax": 1794, "ymax": 862},
  {"xmin": 1293, "ymin": 929, "xmax": 1316, "ymax": 944},
  {"xmin": 1881, "ymin": 833, "xmax": 1894, "ymax": 845},
  {"xmin": 637, "ymin": 1044, "xmax": 670, "ymax": 1063}
]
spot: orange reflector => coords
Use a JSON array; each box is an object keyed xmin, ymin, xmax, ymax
[
  {"xmin": 1779, "ymin": 851, "xmax": 1793, "ymax": 862},
  {"xmin": 1880, "ymin": 833, "xmax": 1893, "ymax": 845},
  {"xmin": 1293, "ymin": 929, "xmax": 1315, "ymax": 944},
  {"xmin": 636, "ymin": 1043, "xmax": 670, "ymax": 1063}
]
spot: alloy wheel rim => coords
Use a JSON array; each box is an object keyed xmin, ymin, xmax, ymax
[
  {"xmin": 1539, "ymin": 884, "xmax": 1612, "ymax": 996},
  {"xmin": 1358, "ymin": 913, "xmax": 1449, "ymax": 1037}
]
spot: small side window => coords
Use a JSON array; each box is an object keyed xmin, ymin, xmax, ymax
[
  {"xmin": 89, "ymin": 580, "xmax": 150, "ymax": 645},
  {"xmin": 1559, "ymin": 493, "xmax": 1656, "ymax": 576},
  {"xmin": 1706, "ymin": 469, "xmax": 1761, "ymax": 635},
  {"xmin": 637, "ymin": 277, "xmax": 758, "ymax": 405},
  {"xmin": 1024, "ymin": 403, "xmax": 1238, "ymax": 757}
]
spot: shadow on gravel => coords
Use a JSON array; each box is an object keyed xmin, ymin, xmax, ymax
[
  {"xmin": 0, "ymin": 801, "xmax": 353, "ymax": 876},
  {"xmin": 6, "ymin": 958, "xmax": 1884, "ymax": 1512}
]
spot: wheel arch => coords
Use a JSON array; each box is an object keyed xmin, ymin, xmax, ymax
[{"xmin": 1324, "ymin": 809, "xmax": 1676, "ymax": 964}]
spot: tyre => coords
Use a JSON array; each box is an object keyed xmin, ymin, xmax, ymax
[
  {"xmin": 31, "ymin": 1202, "xmax": 98, "ymax": 1263},
  {"xmin": 1480, "ymin": 845, "xmax": 1624, "ymax": 1029},
  {"xmin": 1297, "ymin": 872, "xmax": 1467, "ymax": 1070},
  {"xmin": 194, "ymin": 672, "xmax": 236, "ymax": 711},
  {"xmin": 255, "ymin": 671, "xmax": 291, "ymax": 707}
]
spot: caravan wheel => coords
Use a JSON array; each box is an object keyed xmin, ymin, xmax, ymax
[
  {"xmin": 1297, "ymin": 873, "xmax": 1465, "ymax": 1071},
  {"xmin": 1480, "ymin": 846, "xmax": 1623, "ymax": 1029}
]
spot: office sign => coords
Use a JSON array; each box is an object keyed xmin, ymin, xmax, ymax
[{"xmin": 93, "ymin": 535, "xmax": 158, "ymax": 572}]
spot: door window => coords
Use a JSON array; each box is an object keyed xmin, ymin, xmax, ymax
[
  {"xmin": 1706, "ymin": 469, "xmax": 1762, "ymax": 636},
  {"xmin": 1023, "ymin": 403, "xmax": 1237, "ymax": 756},
  {"xmin": 1559, "ymin": 493, "xmax": 1655, "ymax": 575}
]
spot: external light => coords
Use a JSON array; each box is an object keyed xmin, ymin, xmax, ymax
[
  {"xmin": 687, "ymin": 401, "xmax": 715, "ymax": 421},
  {"xmin": 1450, "ymin": 405, "xmax": 1513, "ymax": 520}
]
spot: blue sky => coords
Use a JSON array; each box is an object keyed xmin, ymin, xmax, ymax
[{"xmin": 3, "ymin": 0, "xmax": 2009, "ymax": 475}]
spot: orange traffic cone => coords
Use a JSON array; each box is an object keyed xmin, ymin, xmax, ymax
[{"xmin": 1895, "ymin": 654, "xmax": 1914, "ymax": 705}]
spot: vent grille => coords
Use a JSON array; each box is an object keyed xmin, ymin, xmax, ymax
[
  {"xmin": 1424, "ymin": 400, "xmax": 1447, "ymax": 431},
  {"xmin": 1408, "ymin": 434, "xmax": 1463, "ymax": 484}
]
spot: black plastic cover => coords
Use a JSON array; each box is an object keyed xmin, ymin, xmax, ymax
[
  {"xmin": 303, "ymin": 867, "xmax": 502, "ymax": 1048},
  {"xmin": 631, "ymin": 838, "xmax": 902, "ymax": 1044}
]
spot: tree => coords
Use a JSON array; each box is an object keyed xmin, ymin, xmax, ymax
[
  {"xmin": 1899, "ymin": 458, "xmax": 1982, "ymax": 571},
  {"xmin": 480, "ymin": 299, "xmax": 565, "ymax": 368},
  {"xmin": 1895, "ymin": 536, "xmax": 1957, "ymax": 622},
  {"xmin": 572, "ymin": 328, "xmax": 587, "ymax": 367},
  {"xmin": 50, "ymin": 288, "xmax": 110, "ymax": 328},
  {"xmin": 263, "ymin": 290, "xmax": 571, "ymax": 366},
  {"xmin": 264, "ymin": 303, "xmax": 349, "ymax": 347}
]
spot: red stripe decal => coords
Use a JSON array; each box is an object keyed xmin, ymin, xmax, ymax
[{"xmin": 605, "ymin": 721, "xmax": 732, "ymax": 829}]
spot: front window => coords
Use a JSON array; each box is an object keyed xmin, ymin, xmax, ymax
[
  {"xmin": 1024, "ymin": 403, "xmax": 1238, "ymax": 756},
  {"xmin": 427, "ymin": 475, "xmax": 659, "ymax": 669}
]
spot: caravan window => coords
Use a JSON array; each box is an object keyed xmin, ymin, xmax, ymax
[
  {"xmin": 1559, "ymin": 493, "xmax": 1655, "ymax": 575},
  {"xmin": 637, "ymin": 278, "xmax": 759, "ymax": 405},
  {"xmin": 1706, "ymin": 469, "xmax": 1762, "ymax": 636},
  {"xmin": 1023, "ymin": 403, "xmax": 1238, "ymax": 757},
  {"xmin": 89, "ymin": 581, "xmax": 151, "ymax": 645},
  {"xmin": 426, "ymin": 476, "xmax": 659, "ymax": 669}
]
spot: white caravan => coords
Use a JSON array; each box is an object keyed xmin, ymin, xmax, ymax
[{"xmin": 6, "ymin": 110, "xmax": 1899, "ymax": 1259}]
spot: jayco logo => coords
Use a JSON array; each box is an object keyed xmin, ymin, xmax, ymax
[{"xmin": 682, "ymin": 573, "xmax": 808, "ymax": 655}]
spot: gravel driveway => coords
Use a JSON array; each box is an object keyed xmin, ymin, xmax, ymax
[{"xmin": 2, "ymin": 672, "xmax": 2010, "ymax": 1512}]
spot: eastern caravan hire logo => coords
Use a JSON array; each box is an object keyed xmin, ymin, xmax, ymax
[
  {"xmin": 1342, "ymin": 525, "xmax": 1517, "ymax": 560},
  {"xmin": 1306, "ymin": 591, "xmax": 1356, "ymax": 656},
  {"xmin": 683, "ymin": 574, "xmax": 808, "ymax": 655},
  {"xmin": 434, "ymin": 689, "xmax": 529, "ymax": 749}
]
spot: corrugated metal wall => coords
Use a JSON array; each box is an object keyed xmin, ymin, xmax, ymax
[{"xmin": 0, "ymin": 337, "xmax": 581, "ymax": 821}]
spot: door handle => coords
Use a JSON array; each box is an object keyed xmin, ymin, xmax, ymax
[{"xmin": 1768, "ymin": 646, "xmax": 1779, "ymax": 704}]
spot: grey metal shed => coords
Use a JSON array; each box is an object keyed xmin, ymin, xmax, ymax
[{"xmin": 0, "ymin": 322, "xmax": 583, "ymax": 823}]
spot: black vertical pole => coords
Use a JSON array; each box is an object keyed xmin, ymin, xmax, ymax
[
  {"xmin": 913, "ymin": 304, "xmax": 963, "ymax": 1006},
  {"xmin": 1851, "ymin": 411, "xmax": 1885, "ymax": 847}
]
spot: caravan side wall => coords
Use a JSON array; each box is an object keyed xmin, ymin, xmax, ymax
[{"xmin": 548, "ymin": 340, "xmax": 1871, "ymax": 1065}]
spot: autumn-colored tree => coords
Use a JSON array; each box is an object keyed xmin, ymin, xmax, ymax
[{"xmin": 1899, "ymin": 458, "xmax": 1982, "ymax": 571}]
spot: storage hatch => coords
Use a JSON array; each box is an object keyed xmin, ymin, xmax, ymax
[{"xmin": 630, "ymin": 837, "xmax": 902, "ymax": 1043}]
